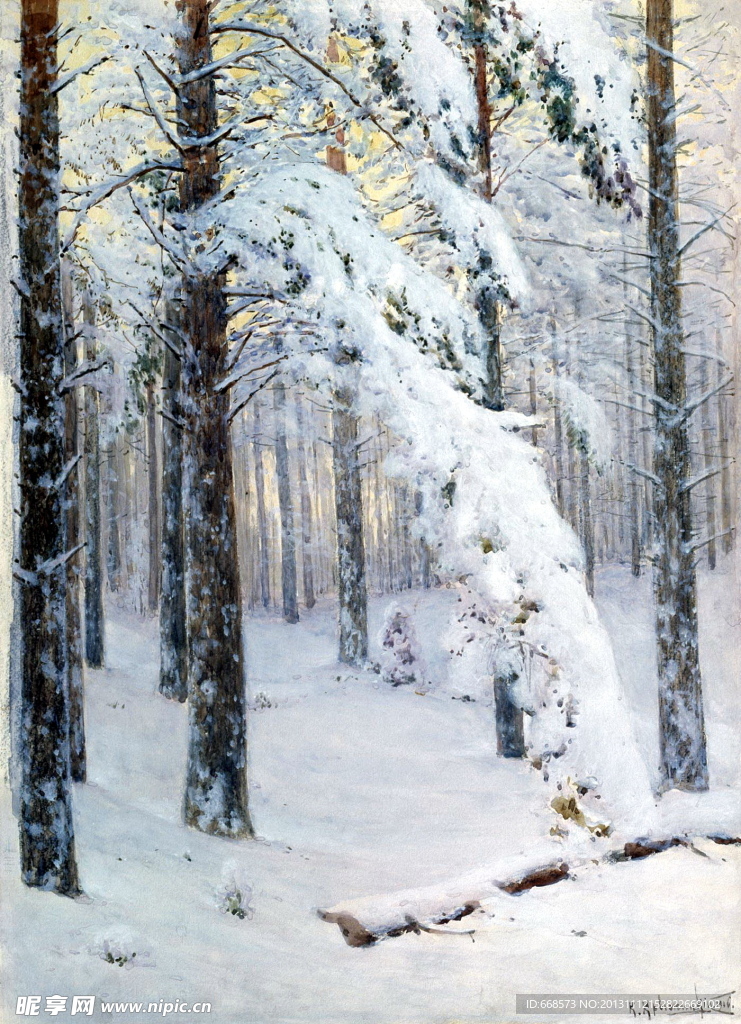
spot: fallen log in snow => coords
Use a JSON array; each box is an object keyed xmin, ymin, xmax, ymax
[{"xmin": 318, "ymin": 835, "xmax": 740, "ymax": 947}]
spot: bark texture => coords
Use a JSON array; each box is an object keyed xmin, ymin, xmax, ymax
[
  {"xmin": 17, "ymin": 0, "xmax": 80, "ymax": 894},
  {"xmin": 252, "ymin": 400, "xmax": 271, "ymax": 610},
  {"xmin": 274, "ymin": 381, "xmax": 299, "ymax": 623},
  {"xmin": 159, "ymin": 319, "xmax": 187, "ymax": 702},
  {"xmin": 646, "ymin": 0, "xmax": 708, "ymax": 791},
  {"xmin": 333, "ymin": 388, "xmax": 368, "ymax": 666},
  {"xmin": 83, "ymin": 294, "xmax": 104, "ymax": 668},
  {"xmin": 146, "ymin": 382, "xmax": 161, "ymax": 614},
  {"xmin": 62, "ymin": 266, "xmax": 85, "ymax": 782},
  {"xmin": 177, "ymin": 0, "xmax": 252, "ymax": 837}
]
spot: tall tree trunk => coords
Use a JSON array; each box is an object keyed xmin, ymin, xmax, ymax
[
  {"xmin": 146, "ymin": 382, "xmax": 160, "ymax": 613},
  {"xmin": 529, "ymin": 359, "xmax": 538, "ymax": 446},
  {"xmin": 698, "ymin": 356, "xmax": 717, "ymax": 570},
  {"xmin": 252, "ymin": 400, "xmax": 271, "ymax": 610},
  {"xmin": 17, "ymin": 0, "xmax": 80, "ymax": 894},
  {"xmin": 295, "ymin": 394, "xmax": 316, "ymax": 609},
  {"xmin": 717, "ymin": 349, "xmax": 733, "ymax": 555},
  {"xmin": 177, "ymin": 0, "xmax": 252, "ymax": 837},
  {"xmin": 83, "ymin": 293, "xmax": 104, "ymax": 667},
  {"xmin": 324, "ymin": 59, "xmax": 368, "ymax": 663},
  {"xmin": 471, "ymin": 0, "xmax": 505, "ymax": 411},
  {"xmin": 159, "ymin": 316, "xmax": 187, "ymax": 702},
  {"xmin": 646, "ymin": 0, "xmax": 708, "ymax": 791},
  {"xmin": 62, "ymin": 266, "xmax": 85, "ymax": 783},
  {"xmin": 106, "ymin": 416, "xmax": 122, "ymax": 592},
  {"xmin": 274, "ymin": 380, "xmax": 299, "ymax": 623},
  {"xmin": 551, "ymin": 331, "xmax": 566, "ymax": 517},
  {"xmin": 625, "ymin": 328, "xmax": 642, "ymax": 577},
  {"xmin": 333, "ymin": 388, "xmax": 368, "ymax": 665},
  {"xmin": 579, "ymin": 448, "xmax": 595, "ymax": 598}
]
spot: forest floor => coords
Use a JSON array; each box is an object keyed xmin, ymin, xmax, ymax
[{"xmin": 1, "ymin": 564, "xmax": 740, "ymax": 1024}]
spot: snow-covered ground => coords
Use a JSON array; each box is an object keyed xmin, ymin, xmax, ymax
[{"xmin": 1, "ymin": 565, "xmax": 739, "ymax": 1023}]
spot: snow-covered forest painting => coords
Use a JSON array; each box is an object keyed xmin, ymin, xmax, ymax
[{"xmin": 0, "ymin": 0, "xmax": 739, "ymax": 1019}]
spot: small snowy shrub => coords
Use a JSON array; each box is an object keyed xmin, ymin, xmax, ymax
[
  {"xmin": 251, "ymin": 691, "xmax": 273, "ymax": 711},
  {"xmin": 379, "ymin": 603, "xmax": 424, "ymax": 687},
  {"xmin": 88, "ymin": 929, "xmax": 150, "ymax": 969},
  {"xmin": 216, "ymin": 861, "xmax": 255, "ymax": 921}
]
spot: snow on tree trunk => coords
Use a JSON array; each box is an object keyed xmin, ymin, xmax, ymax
[
  {"xmin": 177, "ymin": 0, "xmax": 252, "ymax": 837},
  {"xmin": 333, "ymin": 387, "xmax": 368, "ymax": 666},
  {"xmin": 274, "ymin": 380, "xmax": 299, "ymax": 624},
  {"xmin": 159, "ymin": 317, "xmax": 187, "ymax": 702},
  {"xmin": 471, "ymin": 0, "xmax": 505, "ymax": 413},
  {"xmin": 646, "ymin": 0, "xmax": 708, "ymax": 792},
  {"xmin": 146, "ymin": 382, "xmax": 160, "ymax": 614},
  {"xmin": 17, "ymin": 0, "xmax": 80, "ymax": 894},
  {"xmin": 83, "ymin": 292, "xmax": 104, "ymax": 668},
  {"xmin": 62, "ymin": 265, "xmax": 85, "ymax": 783},
  {"xmin": 294, "ymin": 394, "xmax": 316, "ymax": 609},
  {"xmin": 252, "ymin": 400, "xmax": 271, "ymax": 610}
]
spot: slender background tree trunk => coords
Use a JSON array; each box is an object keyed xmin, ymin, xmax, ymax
[
  {"xmin": 83, "ymin": 292, "xmax": 104, "ymax": 668},
  {"xmin": 146, "ymin": 382, "xmax": 160, "ymax": 614},
  {"xmin": 295, "ymin": 394, "xmax": 316, "ymax": 609},
  {"xmin": 274, "ymin": 380, "xmax": 299, "ymax": 623}
]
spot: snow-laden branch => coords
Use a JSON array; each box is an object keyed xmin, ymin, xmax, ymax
[
  {"xmin": 671, "ymin": 373, "xmax": 734, "ymax": 427},
  {"xmin": 59, "ymin": 355, "xmax": 109, "ymax": 393},
  {"xmin": 52, "ymin": 54, "xmax": 111, "ymax": 95},
  {"xmin": 60, "ymin": 160, "xmax": 183, "ymax": 257},
  {"xmin": 227, "ymin": 368, "xmax": 281, "ymax": 424},
  {"xmin": 677, "ymin": 206, "xmax": 736, "ymax": 259},
  {"xmin": 134, "ymin": 67, "xmax": 183, "ymax": 153},
  {"xmin": 210, "ymin": 21, "xmax": 401, "ymax": 149},
  {"xmin": 679, "ymin": 467, "xmax": 721, "ymax": 496},
  {"xmin": 128, "ymin": 189, "xmax": 190, "ymax": 273}
]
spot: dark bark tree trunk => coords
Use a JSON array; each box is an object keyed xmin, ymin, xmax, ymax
[
  {"xmin": 83, "ymin": 292, "xmax": 104, "ymax": 667},
  {"xmin": 625, "ymin": 326, "xmax": 642, "ymax": 577},
  {"xmin": 252, "ymin": 400, "xmax": 271, "ymax": 610},
  {"xmin": 698, "ymin": 356, "xmax": 717, "ymax": 570},
  {"xmin": 17, "ymin": 0, "xmax": 80, "ymax": 894},
  {"xmin": 159, "ymin": 316, "xmax": 187, "ymax": 702},
  {"xmin": 717, "ymin": 351, "xmax": 733, "ymax": 555},
  {"xmin": 146, "ymin": 382, "xmax": 160, "ymax": 614},
  {"xmin": 529, "ymin": 359, "xmax": 538, "ymax": 447},
  {"xmin": 295, "ymin": 394, "xmax": 316, "ymax": 609},
  {"xmin": 62, "ymin": 265, "xmax": 85, "ymax": 783},
  {"xmin": 274, "ymin": 380, "xmax": 299, "ymax": 623},
  {"xmin": 106, "ymin": 414, "xmax": 122, "ymax": 593},
  {"xmin": 646, "ymin": 0, "xmax": 708, "ymax": 791},
  {"xmin": 177, "ymin": 0, "xmax": 252, "ymax": 836},
  {"xmin": 333, "ymin": 388, "xmax": 368, "ymax": 665}
]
